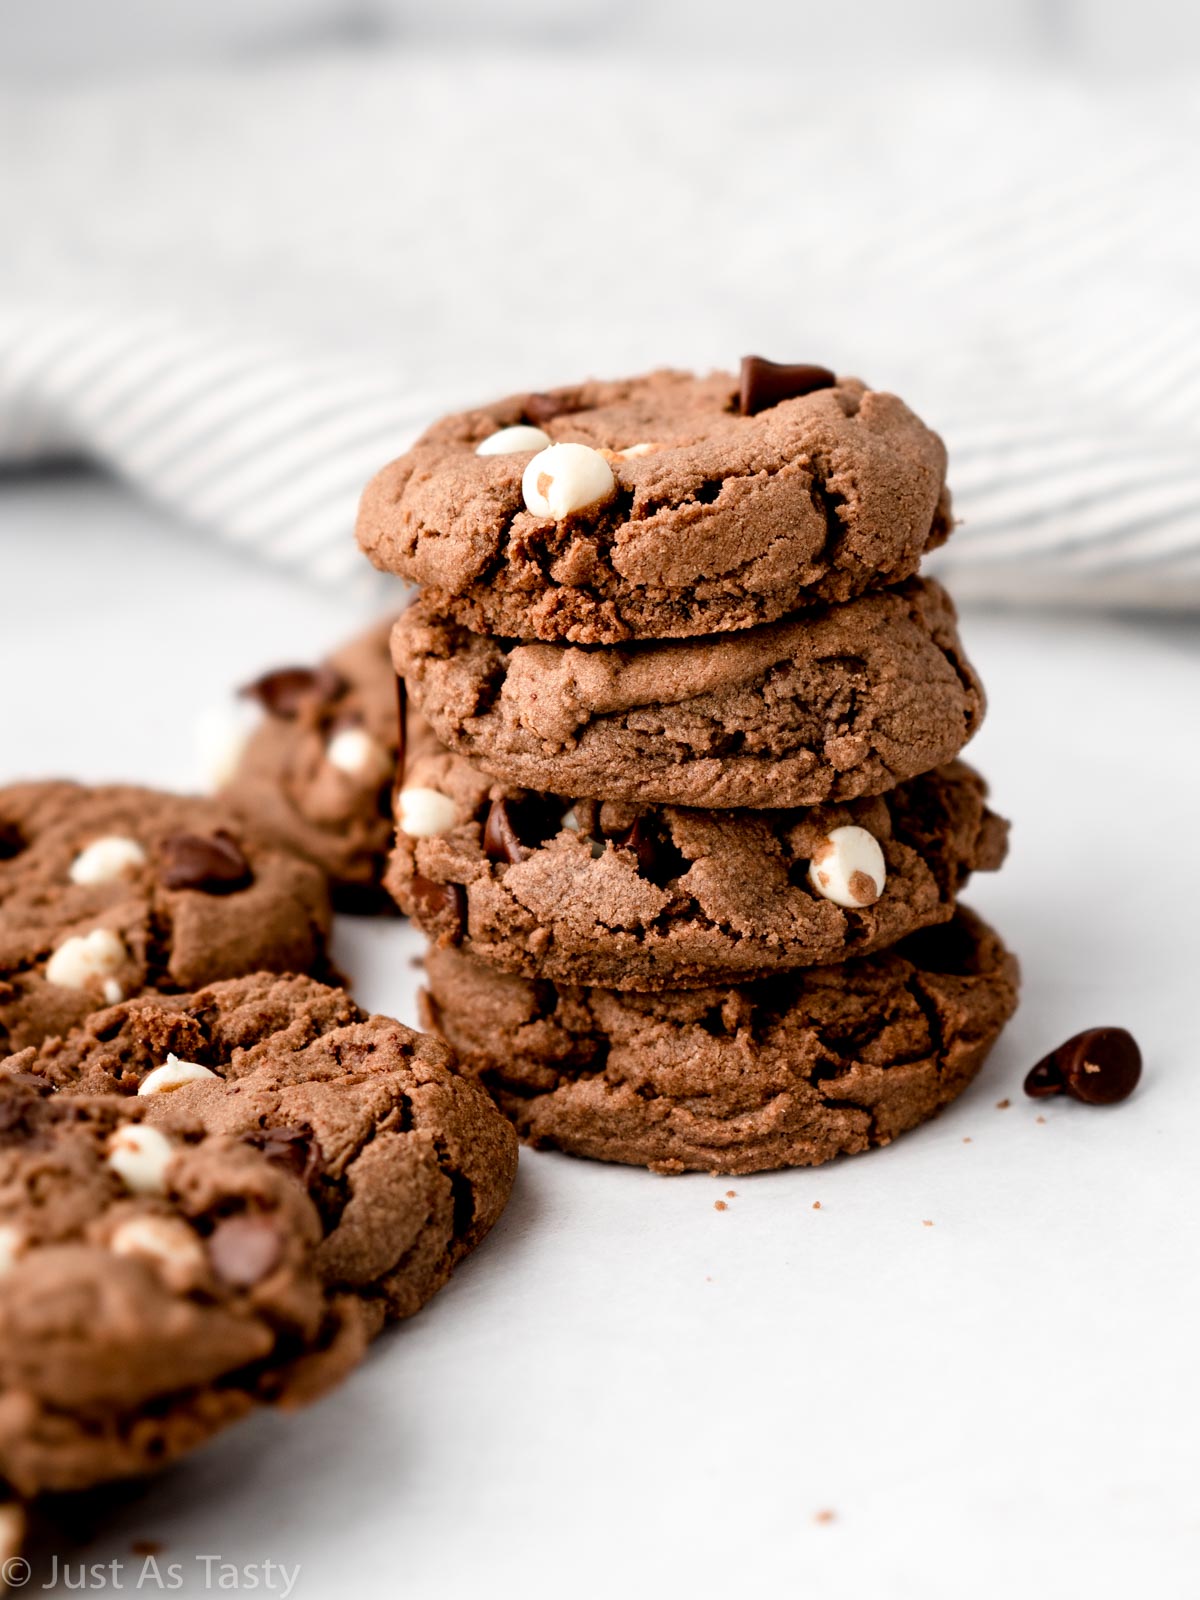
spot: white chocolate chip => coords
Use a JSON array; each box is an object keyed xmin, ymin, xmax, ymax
[
  {"xmin": 522, "ymin": 442, "xmax": 615, "ymax": 520},
  {"xmin": 0, "ymin": 1224, "xmax": 25, "ymax": 1277},
  {"xmin": 600, "ymin": 441, "xmax": 657, "ymax": 461},
  {"xmin": 69, "ymin": 835, "xmax": 146, "ymax": 885},
  {"xmin": 476, "ymin": 424, "xmax": 552, "ymax": 456},
  {"xmin": 396, "ymin": 786, "xmax": 458, "ymax": 838},
  {"xmin": 45, "ymin": 927, "xmax": 128, "ymax": 993},
  {"xmin": 106, "ymin": 1124, "xmax": 176, "ymax": 1195},
  {"xmin": 195, "ymin": 702, "xmax": 257, "ymax": 791},
  {"xmin": 808, "ymin": 826, "xmax": 887, "ymax": 909},
  {"xmin": 102, "ymin": 978, "xmax": 124, "ymax": 1005},
  {"xmin": 110, "ymin": 1214, "xmax": 206, "ymax": 1277},
  {"xmin": 326, "ymin": 726, "xmax": 391, "ymax": 783},
  {"xmin": 137, "ymin": 1053, "xmax": 219, "ymax": 1097}
]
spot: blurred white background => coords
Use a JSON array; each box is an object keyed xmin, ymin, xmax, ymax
[
  {"xmin": 5, "ymin": 0, "xmax": 1200, "ymax": 78},
  {"xmin": 1, "ymin": 0, "xmax": 1197, "ymax": 598}
]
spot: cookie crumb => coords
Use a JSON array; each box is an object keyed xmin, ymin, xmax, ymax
[
  {"xmin": 922, "ymin": 1219, "xmax": 934, "ymax": 1227},
  {"xmin": 132, "ymin": 1541, "xmax": 163, "ymax": 1557},
  {"xmin": 814, "ymin": 1509, "xmax": 837, "ymax": 1525},
  {"xmin": 409, "ymin": 954, "xmax": 426, "ymax": 970},
  {"xmin": 725, "ymin": 1189, "xmax": 736, "ymax": 1198},
  {"xmin": 714, "ymin": 1200, "xmax": 727, "ymax": 1212},
  {"xmin": 962, "ymin": 1136, "xmax": 972, "ymax": 1143},
  {"xmin": 1036, "ymin": 1115, "xmax": 1046, "ymax": 1125},
  {"xmin": 996, "ymin": 1098, "xmax": 1011, "ymax": 1110},
  {"xmin": 812, "ymin": 1201, "xmax": 821, "ymax": 1210}
]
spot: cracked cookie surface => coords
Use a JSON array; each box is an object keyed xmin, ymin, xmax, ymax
[
  {"xmin": 0, "ymin": 783, "xmax": 333, "ymax": 1055},
  {"xmin": 0, "ymin": 971, "xmax": 517, "ymax": 1496},
  {"xmin": 222, "ymin": 616, "xmax": 402, "ymax": 909},
  {"xmin": 393, "ymin": 578, "xmax": 984, "ymax": 811},
  {"xmin": 388, "ymin": 742, "xmax": 1007, "ymax": 990},
  {"xmin": 357, "ymin": 369, "xmax": 950, "ymax": 643},
  {"xmin": 421, "ymin": 907, "xmax": 1019, "ymax": 1174}
]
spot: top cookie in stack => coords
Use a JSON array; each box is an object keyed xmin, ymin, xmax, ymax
[
  {"xmin": 358, "ymin": 360, "xmax": 951, "ymax": 645},
  {"xmin": 358, "ymin": 359, "xmax": 1017, "ymax": 1174}
]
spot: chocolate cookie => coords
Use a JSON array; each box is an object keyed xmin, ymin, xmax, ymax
[
  {"xmin": 388, "ymin": 741, "xmax": 1007, "ymax": 990},
  {"xmin": 357, "ymin": 368, "xmax": 951, "ymax": 643},
  {"xmin": 0, "ymin": 970, "xmax": 517, "ymax": 1496},
  {"xmin": 0, "ymin": 783, "xmax": 332, "ymax": 1055},
  {"xmin": 222, "ymin": 617, "xmax": 401, "ymax": 909},
  {"xmin": 421, "ymin": 907, "xmax": 1019, "ymax": 1174},
  {"xmin": 393, "ymin": 578, "xmax": 984, "ymax": 811}
]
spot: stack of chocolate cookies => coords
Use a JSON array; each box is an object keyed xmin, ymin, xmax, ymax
[{"xmin": 359, "ymin": 360, "xmax": 1019, "ymax": 1175}]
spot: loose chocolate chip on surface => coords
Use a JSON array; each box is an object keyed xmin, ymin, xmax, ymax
[
  {"xmin": 158, "ymin": 830, "xmax": 252, "ymax": 894},
  {"xmin": 738, "ymin": 356, "xmax": 837, "ymax": 416},
  {"xmin": 1023, "ymin": 1027, "xmax": 1142, "ymax": 1106},
  {"xmin": 410, "ymin": 875, "xmax": 467, "ymax": 941},
  {"xmin": 208, "ymin": 1214, "xmax": 284, "ymax": 1287},
  {"xmin": 1023, "ymin": 1055, "xmax": 1065, "ymax": 1097},
  {"xmin": 239, "ymin": 664, "xmax": 346, "ymax": 719}
]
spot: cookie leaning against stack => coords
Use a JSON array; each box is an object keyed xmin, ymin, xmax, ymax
[{"xmin": 360, "ymin": 358, "xmax": 1019, "ymax": 1173}]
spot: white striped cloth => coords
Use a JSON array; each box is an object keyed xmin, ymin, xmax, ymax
[{"xmin": 1, "ymin": 49, "xmax": 1197, "ymax": 605}]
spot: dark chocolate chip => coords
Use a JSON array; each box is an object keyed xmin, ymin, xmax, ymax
[
  {"xmin": 0, "ymin": 821, "xmax": 23, "ymax": 861},
  {"xmin": 483, "ymin": 797, "xmax": 532, "ymax": 865},
  {"xmin": 1023, "ymin": 1055, "xmax": 1066, "ymax": 1098},
  {"xmin": 738, "ymin": 356, "xmax": 836, "ymax": 416},
  {"xmin": 521, "ymin": 391, "xmax": 587, "ymax": 427},
  {"xmin": 4, "ymin": 1072, "xmax": 53, "ymax": 1095},
  {"xmin": 1024, "ymin": 1027, "xmax": 1142, "ymax": 1106},
  {"xmin": 409, "ymin": 875, "xmax": 466, "ymax": 942},
  {"xmin": 239, "ymin": 663, "xmax": 346, "ymax": 719},
  {"xmin": 158, "ymin": 829, "xmax": 252, "ymax": 894},
  {"xmin": 207, "ymin": 1214, "xmax": 284, "ymax": 1287},
  {"xmin": 1060, "ymin": 1027, "xmax": 1142, "ymax": 1105},
  {"xmin": 246, "ymin": 1124, "xmax": 322, "ymax": 1186},
  {"xmin": 615, "ymin": 815, "xmax": 690, "ymax": 890}
]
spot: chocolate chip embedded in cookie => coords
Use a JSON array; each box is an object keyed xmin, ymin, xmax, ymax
[
  {"xmin": 0, "ymin": 782, "xmax": 332, "ymax": 1055},
  {"xmin": 220, "ymin": 617, "xmax": 404, "ymax": 910},
  {"xmin": 357, "ymin": 367, "xmax": 952, "ymax": 644},
  {"xmin": 421, "ymin": 907, "xmax": 1019, "ymax": 1174},
  {"xmin": 393, "ymin": 577, "xmax": 984, "ymax": 812},
  {"xmin": 386, "ymin": 740, "xmax": 1008, "ymax": 991},
  {"xmin": 0, "ymin": 970, "xmax": 518, "ymax": 1496}
]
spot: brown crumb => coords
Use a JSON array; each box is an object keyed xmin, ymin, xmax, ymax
[
  {"xmin": 962, "ymin": 1136, "xmax": 972, "ymax": 1143},
  {"xmin": 922, "ymin": 1220, "xmax": 934, "ymax": 1227},
  {"xmin": 812, "ymin": 1201, "xmax": 821, "ymax": 1210},
  {"xmin": 814, "ymin": 1509, "xmax": 837, "ymax": 1525},
  {"xmin": 409, "ymin": 954, "xmax": 425, "ymax": 969},
  {"xmin": 1036, "ymin": 1115, "xmax": 1046, "ymax": 1125},
  {"xmin": 714, "ymin": 1200, "xmax": 727, "ymax": 1212},
  {"xmin": 725, "ymin": 1190, "xmax": 736, "ymax": 1198},
  {"xmin": 131, "ymin": 1540, "xmax": 163, "ymax": 1557},
  {"xmin": 996, "ymin": 1098, "xmax": 1011, "ymax": 1110}
]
